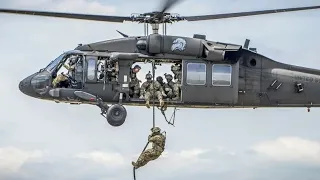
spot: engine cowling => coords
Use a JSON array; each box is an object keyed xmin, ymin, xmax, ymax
[
  {"xmin": 146, "ymin": 34, "xmax": 203, "ymax": 57},
  {"xmin": 145, "ymin": 34, "xmax": 242, "ymax": 62}
]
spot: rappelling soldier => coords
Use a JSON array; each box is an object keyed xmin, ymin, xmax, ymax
[
  {"xmin": 129, "ymin": 64, "xmax": 141, "ymax": 98},
  {"xmin": 132, "ymin": 127, "xmax": 166, "ymax": 169},
  {"xmin": 139, "ymin": 72, "xmax": 165, "ymax": 108}
]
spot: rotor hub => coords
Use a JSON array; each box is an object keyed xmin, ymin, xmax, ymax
[{"xmin": 130, "ymin": 12, "xmax": 184, "ymax": 24}]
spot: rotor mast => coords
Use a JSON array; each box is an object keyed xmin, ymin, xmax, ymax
[{"xmin": 151, "ymin": 23, "xmax": 159, "ymax": 34}]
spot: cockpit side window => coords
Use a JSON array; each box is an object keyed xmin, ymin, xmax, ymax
[{"xmin": 45, "ymin": 53, "xmax": 66, "ymax": 73}]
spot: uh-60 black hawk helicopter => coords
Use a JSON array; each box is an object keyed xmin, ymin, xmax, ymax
[{"xmin": 2, "ymin": 0, "xmax": 320, "ymax": 127}]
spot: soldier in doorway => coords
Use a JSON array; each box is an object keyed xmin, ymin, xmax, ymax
[
  {"xmin": 129, "ymin": 65, "xmax": 141, "ymax": 98},
  {"xmin": 140, "ymin": 72, "xmax": 165, "ymax": 108},
  {"xmin": 164, "ymin": 73, "xmax": 180, "ymax": 101},
  {"xmin": 171, "ymin": 62, "xmax": 182, "ymax": 86},
  {"xmin": 105, "ymin": 60, "xmax": 118, "ymax": 82},
  {"xmin": 156, "ymin": 76, "xmax": 165, "ymax": 87}
]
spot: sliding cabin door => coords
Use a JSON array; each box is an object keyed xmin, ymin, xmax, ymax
[{"xmin": 181, "ymin": 60, "xmax": 239, "ymax": 105}]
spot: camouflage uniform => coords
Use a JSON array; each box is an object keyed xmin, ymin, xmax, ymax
[
  {"xmin": 105, "ymin": 61, "xmax": 118, "ymax": 82},
  {"xmin": 98, "ymin": 63, "xmax": 105, "ymax": 80},
  {"xmin": 132, "ymin": 127, "xmax": 166, "ymax": 169},
  {"xmin": 140, "ymin": 73, "xmax": 165, "ymax": 108},
  {"xmin": 129, "ymin": 65, "xmax": 141, "ymax": 98},
  {"xmin": 164, "ymin": 73, "xmax": 180, "ymax": 101},
  {"xmin": 171, "ymin": 63, "xmax": 182, "ymax": 86},
  {"xmin": 52, "ymin": 57, "xmax": 77, "ymax": 87},
  {"xmin": 156, "ymin": 76, "xmax": 165, "ymax": 88}
]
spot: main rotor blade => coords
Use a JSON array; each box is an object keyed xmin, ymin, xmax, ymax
[
  {"xmin": 153, "ymin": 0, "xmax": 183, "ymax": 20},
  {"xmin": 0, "ymin": 9, "xmax": 131, "ymax": 22},
  {"xmin": 159, "ymin": 0, "xmax": 183, "ymax": 13},
  {"xmin": 183, "ymin": 5, "xmax": 320, "ymax": 21}
]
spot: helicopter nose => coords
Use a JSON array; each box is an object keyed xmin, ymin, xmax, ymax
[{"xmin": 19, "ymin": 73, "xmax": 37, "ymax": 97}]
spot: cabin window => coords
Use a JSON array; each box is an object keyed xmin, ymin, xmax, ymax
[
  {"xmin": 87, "ymin": 58, "xmax": 96, "ymax": 81},
  {"xmin": 186, "ymin": 63, "xmax": 206, "ymax": 85},
  {"xmin": 212, "ymin": 64, "xmax": 232, "ymax": 86}
]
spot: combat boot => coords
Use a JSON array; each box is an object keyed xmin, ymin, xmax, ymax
[
  {"xmin": 159, "ymin": 99, "xmax": 164, "ymax": 107},
  {"xmin": 132, "ymin": 161, "xmax": 138, "ymax": 169},
  {"xmin": 172, "ymin": 96, "xmax": 179, "ymax": 101},
  {"xmin": 145, "ymin": 100, "xmax": 150, "ymax": 108}
]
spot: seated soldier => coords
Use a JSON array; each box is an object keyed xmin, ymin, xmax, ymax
[
  {"xmin": 164, "ymin": 73, "xmax": 180, "ymax": 101},
  {"xmin": 156, "ymin": 76, "xmax": 165, "ymax": 88},
  {"xmin": 140, "ymin": 73, "xmax": 166, "ymax": 108},
  {"xmin": 171, "ymin": 63, "xmax": 182, "ymax": 86},
  {"xmin": 157, "ymin": 75, "xmax": 172, "ymax": 100}
]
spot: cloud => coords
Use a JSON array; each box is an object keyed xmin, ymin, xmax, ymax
[
  {"xmin": 129, "ymin": 147, "xmax": 213, "ymax": 173},
  {"xmin": 251, "ymin": 137, "xmax": 320, "ymax": 163},
  {"xmin": 0, "ymin": 147, "xmax": 46, "ymax": 172},
  {"xmin": 177, "ymin": 148, "xmax": 210, "ymax": 159},
  {"xmin": 145, "ymin": 147, "xmax": 238, "ymax": 174},
  {"xmin": 75, "ymin": 151, "xmax": 125, "ymax": 167}
]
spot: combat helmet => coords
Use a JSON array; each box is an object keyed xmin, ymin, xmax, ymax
[
  {"xmin": 171, "ymin": 63, "xmax": 181, "ymax": 71},
  {"xmin": 133, "ymin": 64, "xmax": 141, "ymax": 70},
  {"xmin": 151, "ymin": 127, "xmax": 161, "ymax": 133},
  {"xmin": 145, "ymin": 71, "xmax": 152, "ymax": 79},
  {"xmin": 69, "ymin": 56, "xmax": 78, "ymax": 65},
  {"xmin": 156, "ymin": 76, "xmax": 163, "ymax": 82},
  {"xmin": 164, "ymin": 73, "xmax": 173, "ymax": 81},
  {"xmin": 132, "ymin": 64, "xmax": 141, "ymax": 73}
]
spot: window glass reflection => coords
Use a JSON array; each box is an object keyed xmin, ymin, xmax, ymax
[
  {"xmin": 31, "ymin": 71, "xmax": 51, "ymax": 94},
  {"xmin": 87, "ymin": 58, "xmax": 96, "ymax": 80},
  {"xmin": 45, "ymin": 53, "xmax": 66, "ymax": 72},
  {"xmin": 212, "ymin": 64, "xmax": 232, "ymax": 86},
  {"xmin": 186, "ymin": 63, "xmax": 206, "ymax": 85}
]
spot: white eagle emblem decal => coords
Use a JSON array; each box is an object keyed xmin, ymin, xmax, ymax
[{"xmin": 171, "ymin": 38, "xmax": 186, "ymax": 51}]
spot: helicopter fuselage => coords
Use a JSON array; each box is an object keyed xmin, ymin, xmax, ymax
[{"xmin": 18, "ymin": 34, "xmax": 320, "ymax": 126}]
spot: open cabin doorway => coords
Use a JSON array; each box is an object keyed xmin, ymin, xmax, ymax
[{"xmin": 128, "ymin": 59, "xmax": 182, "ymax": 104}]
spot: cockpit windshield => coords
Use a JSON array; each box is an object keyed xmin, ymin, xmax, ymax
[{"xmin": 45, "ymin": 53, "xmax": 66, "ymax": 72}]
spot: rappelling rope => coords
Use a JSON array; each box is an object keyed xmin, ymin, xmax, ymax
[
  {"xmin": 152, "ymin": 60, "xmax": 156, "ymax": 128},
  {"xmin": 133, "ymin": 60, "xmax": 157, "ymax": 180}
]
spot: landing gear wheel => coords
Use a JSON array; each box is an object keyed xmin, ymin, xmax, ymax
[{"xmin": 106, "ymin": 104, "xmax": 127, "ymax": 127}]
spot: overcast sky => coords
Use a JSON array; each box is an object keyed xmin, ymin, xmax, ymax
[{"xmin": 1, "ymin": 0, "xmax": 320, "ymax": 180}]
